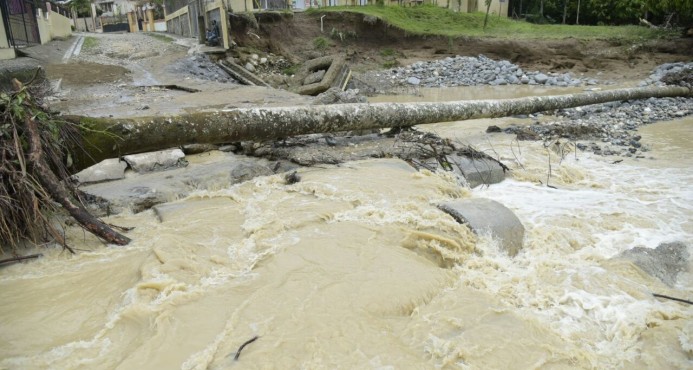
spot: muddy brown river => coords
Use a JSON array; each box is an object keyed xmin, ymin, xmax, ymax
[{"xmin": 1, "ymin": 89, "xmax": 691, "ymax": 369}]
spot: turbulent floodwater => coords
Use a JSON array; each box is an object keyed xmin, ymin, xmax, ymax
[{"xmin": 1, "ymin": 94, "xmax": 691, "ymax": 369}]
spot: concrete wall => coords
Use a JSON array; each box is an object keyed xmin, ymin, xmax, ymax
[
  {"xmin": 165, "ymin": 0, "xmax": 231, "ymax": 48},
  {"xmin": 37, "ymin": 10, "xmax": 51, "ymax": 44},
  {"xmin": 166, "ymin": 6, "xmax": 191, "ymax": 37},
  {"xmin": 438, "ymin": 0, "xmax": 506, "ymax": 16},
  {"xmin": 154, "ymin": 19, "xmax": 167, "ymax": 32},
  {"xmin": 0, "ymin": 6, "xmax": 16, "ymax": 59},
  {"xmin": 487, "ymin": 0, "xmax": 508, "ymax": 17},
  {"xmin": 75, "ymin": 17, "xmax": 96, "ymax": 32},
  {"xmin": 146, "ymin": 9, "xmax": 155, "ymax": 31},
  {"xmin": 227, "ymin": 0, "xmax": 253, "ymax": 12},
  {"xmin": 205, "ymin": 0, "xmax": 230, "ymax": 48},
  {"xmin": 49, "ymin": 10, "xmax": 73, "ymax": 38},
  {"xmin": 37, "ymin": 8, "xmax": 73, "ymax": 45}
]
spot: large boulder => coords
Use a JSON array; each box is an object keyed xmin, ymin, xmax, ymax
[
  {"xmin": 80, "ymin": 152, "xmax": 276, "ymax": 214},
  {"xmin": 122, "ymin": 148, "xmax": 187, "ymax": 173},
  {"xmin": 72, "ymin": 158, "xmax": 128, "ymax": 184},
  {"xmin": 448, "ymin": 154, "xmax": 506, "ymax": 188},
  {"xmin": 618, "ymin": 241, "xmax": 690, "ymax": 286},
  {"xmin": 438, "ymin": 198, "xmax": 525, "ymax": 256}
]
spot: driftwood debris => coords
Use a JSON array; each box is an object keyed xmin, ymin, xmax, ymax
[
  {"xmin": 1, "ymin": 79, "xmax": 130, "ymax": 251},
  {"xmin": 23, "ymin": 111, "xmax": 130, "ymax": 245},
  {"xmin": 233, "ymin": 336, "xmax": 259, "ymax": 361},
  {"xmin": 653, "ymin": 293, "xmax": 693, "ymax": 305},
  {"xmin": 66, "ymin": 85, "xmax": 692, "ymax": 169},
  {"xmin": 639, "ymin": 18, "xmax": 657, "ymax": 29},
  {"xmin": 0, "ymin": 253, "xmax": 42, "ymax": 266}
]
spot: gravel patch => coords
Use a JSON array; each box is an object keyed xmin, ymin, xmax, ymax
[
  {"xmin": 505, "ymin": 95, "xmax": 692, "ymax": 157},
  {"xmin": 356, "ymin": 55, "xmax": 692, "ymax": 158},
  {"xmin": 638, "ymin": 62, "xmax": 693, "ymax": 87},
  {"xmin": 355, "ymin": 54, "xmax": 607, "ymax": 93}
]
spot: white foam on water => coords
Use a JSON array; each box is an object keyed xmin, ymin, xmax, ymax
[{"xmin": 447, "ymin": 149, "xmax": 693, "ymax": 365}]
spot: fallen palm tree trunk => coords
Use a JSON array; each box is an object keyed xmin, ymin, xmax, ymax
[{"xmin": 67, "ymin": 85, "xmax": 692, "ymax": 169}]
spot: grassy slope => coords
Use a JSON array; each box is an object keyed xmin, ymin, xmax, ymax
[{"xmin": 310, "ymin": 5, "xmax": 674, "ymax": 40}]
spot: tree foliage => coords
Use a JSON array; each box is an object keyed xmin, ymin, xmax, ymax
[
  {"xmin": 69, "ymin": 0, "xmax": 92, "ymax": 18},
  {"xmin": 511, "ymin": 0, "xmax": 692, "ymax": 25}
]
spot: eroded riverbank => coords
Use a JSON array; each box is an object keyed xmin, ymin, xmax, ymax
[{"xmin": 1, "ymin": 31, "xmax": 692, "ymax": 369}]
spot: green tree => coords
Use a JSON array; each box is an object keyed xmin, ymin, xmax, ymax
[
  {"xmin": 644, "ymin": 0, "xmax": 693, "ymax": 23},
  {"xmin": 70, "ymin": 0, "xmax": 92, "ymax": 18}
]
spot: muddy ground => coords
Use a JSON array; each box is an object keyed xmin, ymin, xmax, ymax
[
  {"xmin": 35, "ymin": 11, "xmax": 693, "ymax": 118},
  {"xmin": 236, "ymin": 12, "xmax": 693, "ymax": 82}
]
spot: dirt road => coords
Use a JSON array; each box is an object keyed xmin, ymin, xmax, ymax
[
  {"xmin": 41, "ymin": 32, "xmax": 313, "ymax": 117},
  {"xmin": 27, "ymin": 15, "xmax": 692, "ymax": 118}
]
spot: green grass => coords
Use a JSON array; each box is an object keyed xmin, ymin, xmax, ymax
[
  {"xmin": 312, "ymin": 36, "xmax": 332, "ymax": 50},
  {"xmin": 82, "ymin": 36, "xmax": 98, "ymax": 50},
  {"xmin": 380, "ymin": 48, "xmax": 396, "ymax": 57},
  {"xmin": 145, "ymin": 32, "xmax": 174, "ymax": 43},
  {"xmin": 309, "ymin": 5, "xmax": 675, "ymax": 41},
  {"xmin": 282, "ymin": 64, "xmax": 299, "ymax": 75}
]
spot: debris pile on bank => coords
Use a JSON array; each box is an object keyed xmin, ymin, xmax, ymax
[
  {"xmin": 504, "ymin": 95, "xmax": 692, "ymax": 157},
  {"xmin": 639, "ymin": 62, "xmax": 693, "ymax": 87}
]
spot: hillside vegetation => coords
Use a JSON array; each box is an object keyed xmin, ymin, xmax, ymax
[{"xmin": 309, "ymin": 5, "xmax": 676, "ymax": 40}]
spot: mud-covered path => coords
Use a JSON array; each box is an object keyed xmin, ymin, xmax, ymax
[{"xmin": 41, "ymin": 32, "xmax": 313, "ymax": 117}]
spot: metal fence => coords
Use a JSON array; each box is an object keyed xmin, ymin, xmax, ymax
[{"xmin": 1, "ymin": 0, "xmax": 41, "ymax": 46}]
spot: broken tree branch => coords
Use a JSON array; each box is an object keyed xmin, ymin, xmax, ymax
[
  {"xmin": 0, "ymin": 253, "xmax": 42, "ymax": 266},
  {"xmin": 23, "ymin": 112, "xmax": 131, "ymax": 246},
  {"xmin": 234, "ymin": 336, "xmax": 259, "ymax": 361},
  {"xmin": 13, "ymin": 79, "xmax": 131, "ymax": 246}
]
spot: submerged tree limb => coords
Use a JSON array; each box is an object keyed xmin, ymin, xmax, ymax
[
  {"xmin": 0, "ymin": 253, "xmax": 42, "ymax": 266},
  {"xmin": 66, "ymin": 85, "xmax": 692, "ymax": 169}
]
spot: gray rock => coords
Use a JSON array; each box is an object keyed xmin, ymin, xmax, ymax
[
  {"xmin": 218, "ymin": 144, "xmax": 238, "ymax": 152},
  {"xmin": 534, "ymin": 73, "xmax": 549, "ymax": 84},
  {"xmin": 619, "ymin": 241, "xmax": 690, "ymax": 286},
  {"xmin": 520, "ymin": 75, "xmax": 530, "ymax": 84},
  {"xmin": 244, "ymin": 62, "xmax": 255, "ymax": 72},
  {"xmin": 230, "ymin": 162, "xmax": 274, "ymax": 182},
  {"xmin": 122, "ymin": 149, "xmax": 187, "ymax": 173},
  {"xmin": 438, "ymin": 198, "xmax": 525, "ymax": 256},
  {"xmin": 182, "ymin": 144, "xmax": 219, "ymax": 155},
  {"xmin": 72, "ymin": 158, "xmax": 127, "ymax": 184},
  {"xmin": 407, "ymin": 76, "xmax": 421, "ymax": 85},
  {"xmin": 448, "ymin": 154, "xmax": 506, "ymax": 188},
  {"xmin": 303, "ymin": 69, "xmax": 326, "ymax": 85},
  {"xmin": 81, "ymin": 153, "xmax": 276, "ymax": 214}
]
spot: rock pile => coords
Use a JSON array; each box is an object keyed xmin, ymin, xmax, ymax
[
  {"xmin": 505, "ymin": 96, "xmax": 692, "ymax": 157},
  {"xmin": 384, "ymin": 55, "xmax": 599, "ymax": 88},
  {"xmin": 639, "ymin": 62, "xmax": 693, "ymax": 87}
]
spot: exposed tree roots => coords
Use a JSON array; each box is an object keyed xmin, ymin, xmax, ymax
[{"xmin": 0, "ymin": 78, "xmax": 130, "ymax": 254}]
